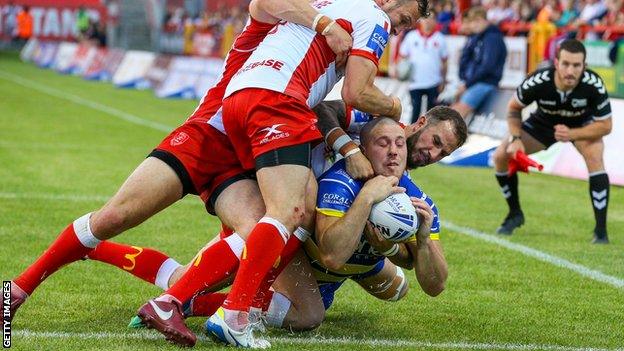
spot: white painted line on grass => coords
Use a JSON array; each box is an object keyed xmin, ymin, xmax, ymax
[
  {"xmin": 0, "ymin": 70, "xmax": 174, "ymax": 133},
  {"xmin": 13, "ymin": 330, "xmax": 621, "ymax": 351},
  {"xmin": 443, "ymin": 221, "xmax": 624, "ymax": 290},
  {"xmin": 0, "ymin": 192, "xmax": 201, "ymax": 206}
]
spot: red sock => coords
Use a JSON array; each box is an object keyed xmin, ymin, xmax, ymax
[
  {"xmin": 251, "ymin": 233, "xmax": 303, "ymax": 311},
  {"xmin": 165, "ymin": 239, "xmax": 239, "ymax": 303},
  {"xmin": 87, "ymin": 241, "xmax": 173, "ymax": 287},
  {"xmin": 189, "ymin": 292, "xmax": 228, "ymax": 316},
  {"xmin": 223, "ymin": 218, "xmax": 288, "ymax": 312},
  {"xmin": 14, "ymin": 221, "xmax": 97, "ymax": 295}
]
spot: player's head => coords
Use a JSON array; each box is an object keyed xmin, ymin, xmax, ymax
[
  {"xmin": 555, "ymin": 39, "xmax": 586, "ymax": 90},
  {"xmin": 360, "ymin": 117, "xmax": 407, "ymax": 178},
  {"xmin": 404, "ymin": 106, "xmax": 467, "ymax": 169},
  {"xmin": 381, "ymin": 0, "xmax": 430, "ymax": 35}
]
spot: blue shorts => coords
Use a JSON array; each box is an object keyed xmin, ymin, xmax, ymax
[
  {"xmin": 460, "ymin": 82, "xmax": 497, "ymax": 110},
  {"xmin": 317, "ymin": 259, "xmax": 386, "ymax": 310}
]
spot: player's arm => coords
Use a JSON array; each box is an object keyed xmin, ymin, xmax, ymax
[
  {"xmin": 506, "ymin": 91, "xmax": 527, "ymax": 156},
  {"xmin": 363, "ymin": 222, "xmax": 414, "ymax": 269},
  {"xmin": 405, "ymin": 198, "xmax": 447, "ymax": 297},
  {"xmin": 342, "ymin": 56, "xmax": 402, "ymax": 121},
  {"xmin": 558, "ymin": 118, "xmax": 612, "ymax": 142},
  {"xmin": 314, "ymin": 101, "xmax": 375, "ymax": 180},
  {"xmin": 316, "ymin": 175, "xmax": 402, "ymax": 270},
  {"xmin": 249, "ymin": 0, "xmax": 352, "ymax": 62}
]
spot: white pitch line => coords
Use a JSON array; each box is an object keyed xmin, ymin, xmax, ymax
[
  {"xmin": 0, "ymin": 192, "xmax": 201, "ymax": 206},
  {"xmin": 0, "ymin": 70, "xmax": 174, "ymax": 133},
  {"xmin": 12, "ymin": 330, "xmax": 621, "ymax": 351},
  {"xmin": 443, "ymin": 221, "xmax": 624, "ymax": 290}
]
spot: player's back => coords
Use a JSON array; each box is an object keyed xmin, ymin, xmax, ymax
[
  {"xmin": 225, "ymin": 0, "xmax": 391, "ymax": 108},
  {"xmin": 187, "ymin": 17, "xmax": 275, "ymax": 123}
]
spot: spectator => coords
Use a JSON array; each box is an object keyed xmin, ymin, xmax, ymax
[
  {"xmin": 452, "ymin": 6, "xmax": 507, "ymax": 119},
  {"xmin": 487, "ymin": 0, "xmax": 516, "ymax": 24},
  {"xmin": 2, "ymin": 2, "xmax": 18, "ymax": 40},
  {"xmin": 399, "ymin": 12, "xmax": 449, "ymax": 123},
  {"xmin": 15, "ymin": 5, "xmax": 32, "ymax": 44},
  {"xmin": 437, "ymin": 0, "xmax": 455, "ymax": 33},
  {"xmin": 77, "ymin": 6, "xmax": 90, "ymax": 39},
  {"xmin": 556, "ymin": 0, "xmax": 580, "ymax": 27},
  {"xmin": 576, "ymin": 0, "xmax": 608, "ymax": 25}
]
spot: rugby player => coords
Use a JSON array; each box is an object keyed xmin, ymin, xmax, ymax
[
  {"xmin": 492, "ymin": 39, "xmax": 612, "ymax": 243},
  {"xmin": 3, "ymin": 0, "xmax": 353, "ymax": 332},
  {"xmin": 139, "ymin": 0, "xmax": 430, "ymax": 347}
]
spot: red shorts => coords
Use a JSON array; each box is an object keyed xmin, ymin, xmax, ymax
[
  {"xmin": 151, "ymin": 120, "xmax": 250, "ymax": 213},
  {"xmin": 221, "ymin": 88, "xmax": 322, "ymax": 170}
]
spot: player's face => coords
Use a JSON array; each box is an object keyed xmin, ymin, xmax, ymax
[
  {"xmin": 363, "ymin": 123, "xmax": 407, "ymax": 178},
  {"xmin": 555, "ymin": 50, "xmax": 585, "ymax": 89},
  {"xmin": 405, "ymin": 120, "xmax": 458, "ymax": 168},
  {"xmin": 383, "ymin": 0, "xmax": 421, "ymax": 35}
]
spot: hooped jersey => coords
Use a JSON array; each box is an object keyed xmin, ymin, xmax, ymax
[
  {"xmin": 305, "ymin": 159, "xmax": 440, "ymax": 283},
  {"xmin": 224, "ymin": 0, "xmax": 392, "ymax": 108},
  {"xmin": 515, "ymin": 67, "xmax": 612, "ymax": 123},
  {"xmin": 187, "ymin": 17, "xmax": 275, "ymax": 123}
]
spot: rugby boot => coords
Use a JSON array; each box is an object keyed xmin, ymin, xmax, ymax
[
  {"xmin": 591, "ymin": 231, "xmax": 609, "ymax": 244},
  {"xmin": 129, "ymin": 296, "xmax": 194, "ymax": 329},
  {"xmin": 2, "ymin": 282, "xmax": 28, "ymax": 323},
  {"xmin": 496, "ymin": 211, "xmax": 524, "ymax": 235},
  {"xmin": 137, "ymin": 297, "xmax": 197, "ymax": 347},
  {"xmin": 204, "ymin": 307, "xmax": 270, "ymax": 349}
]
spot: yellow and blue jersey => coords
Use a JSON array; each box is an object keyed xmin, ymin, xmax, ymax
[{"xmin": 304, "ymin": 159, "xmax": 440, "ymax": 309}]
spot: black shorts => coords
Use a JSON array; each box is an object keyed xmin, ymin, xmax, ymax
[{"xmin": 521, "ymin": 113, "xmax": 592, "ymax": 148}]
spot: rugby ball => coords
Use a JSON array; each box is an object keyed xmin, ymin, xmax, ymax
[{"xmin": 369, "ymin": 193, "xmax": 419, "ymax": 242}]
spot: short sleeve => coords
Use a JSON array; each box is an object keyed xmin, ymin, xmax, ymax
[
  {"xmin": 350, "ymin": 11, "xmax": 391, "ymax": 66},
  {"xmin": 316, "ymin": 176, "xmax": 357, "ymax": 217}
]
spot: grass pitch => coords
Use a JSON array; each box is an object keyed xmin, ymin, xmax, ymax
[{"xmin": 0, "ymin": 51, "xmax": 622, "ymax": 350}]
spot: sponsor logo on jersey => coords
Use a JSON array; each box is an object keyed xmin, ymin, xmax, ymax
[
  {"xmin": 539, "ymin": 107, "xmax": 585, "ymax": 117},
  {"xmin": 366, "ymin": 24, "xmax": 389, "ymax": 59},
  {"xmin": 170, "ymin": 131, "xmax": 190, "ymax": 146},
  {"xmin": 538, "ymin": 99, "xmax": 557, "ymax": 106},
  {"xmin": 321, "ymin": 193, "xmax": 352, "ymax": 207},
  {"xmin": 238, "ymin": 59, "xmax": 285, "ymax": 75},
  {"xmin": 571, "ymin": 98, "xmax": 588, "ymax": 108},
  {"xmin": 259, "ymin": 124, "xmax": 291, "ymax": 144}
]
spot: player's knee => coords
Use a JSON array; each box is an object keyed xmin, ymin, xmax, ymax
[
  {"xmin": 288, "ymin": 303, "xmax": 325, "ymax": 331},
  {"xmin": 267, "ymin": 200, "xmax": 307, "ymax": 231},
  {"xmin": 492, "ymin": 146, "xmax": 509, "ymax": 168},
  {"xmin": 90, "ymin": 206, "xmax": 132, "ymax": 238}
]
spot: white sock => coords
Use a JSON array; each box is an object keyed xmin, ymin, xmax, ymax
[
  {"xmin": 224, "ymin": 233, "xmax": 245, "ymax": 259},
  {"xmin": 73, "ymin": 212, "xmax": 101, "ymax": 248},
  {"xmin": 154, "ymin": 258, "xmax": 182, "ymax": 290},
  {"xmin": 265, "ymin": 292, "xmax": 291, "ymax": 328}
]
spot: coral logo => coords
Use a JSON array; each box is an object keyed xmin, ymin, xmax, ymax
[{"xmin": 366, "ymin": 24, "xmax": 389, "ymax": 59}]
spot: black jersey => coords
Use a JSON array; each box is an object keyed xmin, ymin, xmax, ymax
[{"xmin": 515, "ymin": 67, "xmax": 612, "ymax": 124}]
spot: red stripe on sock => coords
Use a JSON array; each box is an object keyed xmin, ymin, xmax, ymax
[
  {"xmin": 252, "ymin": 234, "xmax": 303, "ymax": 311},
  {"xmin": 166, "ymin": 239, "xmax": 239, "ymax": 303},
  {"xmin": 87, "ymin": 241, "xmax": 170, "ymax": 285},
  {"xmin": 14, "ymin": 223, "xmax": 94, "ymax": 295},
  {"xmin": 223, "ymin": 222, "xmax": 286, "ymax": 312}
]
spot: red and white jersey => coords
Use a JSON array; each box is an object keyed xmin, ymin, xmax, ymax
[
  {"xmin": 224, "ymin": 0, "xmax": 392, "ymax": 108},
  {"xmin": 187, "ymin": 17, "xmax": 275, "ymax": 123},
  {"xmin": 399, "ymin": 29, "xmax": 448, "ymax": 90}
]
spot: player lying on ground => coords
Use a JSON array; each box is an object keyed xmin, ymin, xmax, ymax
[
  {"xmin": 491, "ymin": 39, "xmax": 612, "ymax": 244},
  {"xmin": 3, "ymin": 0, "xmax": 353, "ymax": 328}
]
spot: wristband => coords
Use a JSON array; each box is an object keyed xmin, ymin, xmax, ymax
[
  {"xmin": 314, "ymin": 14, "xmax": 333, "ymax": 35},
  {"xmin": 321, "ymin": 20, "xmax": 336, "ymax": 35},
  {"xmin": 344, "ymin": 147, "xmax": 361, "ymax": 158},
  {"xmin": 326, "ymin": 127, "xmax": 358, "ymax": 156},
  {"xmin": 381, "ymin": 243, "xmax": 400, "ymax": 257}
]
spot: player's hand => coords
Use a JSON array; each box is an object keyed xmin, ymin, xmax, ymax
[
  {"xmin": 345, "ymin": 150, "xmax": 374, "ymax": 180},
  {"xmin": 363, "ymin": 221, "xmax": 395, "ymax": 254},
  {"xmin": 411, "ymin": 197, "xmax": 433, "ymax": 243},
  {"xmin": 505, "ymin": 138, "xmax": 525, "ymax": 157},
  {"xmin": 554, "ymin": 124, "xmax": 573, "ymax": 142},
  {"xmin": 360, "ymin": 175, "xmax": 404, "ymax": 204},
  {"xmin": 323, "ymin": 22, "xmax": 352, "ymax": 68}
]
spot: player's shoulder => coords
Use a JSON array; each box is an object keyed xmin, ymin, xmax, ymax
[
  {"xmin": 580, "ymin": 69, "xmax": 608, "ymax": 94},
  {"xmin": 521, "ymin": 67, "xmax": 553, "ymax": 89},
  {"xmin": 399, "ymin": 175, "xmax": 438, "ymax": 212},
  {"xmin": 318, "ymin": 160, "xmax": 361, "ymax": 194}
]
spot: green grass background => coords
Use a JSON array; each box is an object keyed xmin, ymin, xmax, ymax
[{"xmin": 0, "ymin": 51, "xmax": 622, "ymax": 350}]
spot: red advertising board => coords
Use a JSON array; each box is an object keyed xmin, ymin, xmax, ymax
[{"xmin": 0, "ymin": 0, "xmax": 106, "ymax": 40}]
